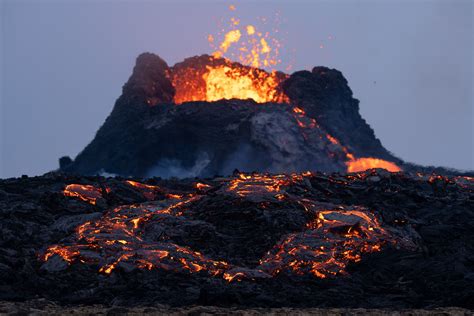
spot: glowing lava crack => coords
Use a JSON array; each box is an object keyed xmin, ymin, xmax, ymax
[{"xmin": 41, "ymin": 173, "xmax": 413, "ymax": 281}]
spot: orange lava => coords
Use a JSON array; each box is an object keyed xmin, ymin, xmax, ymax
[
  {"xmin": 171, "ymin": 59, "xmax": 288, "ymax": 105},
  {"xmin": 171, "ymin": 5, "xmax": 288, "ymax": 105},
  {"xmin": 45, "ymin": 173, "xmax": 404, "ymax": 281},
  {"xmin": 195, "ymin": 182, "xmax": 212, "ymax": 190},
  {"xmin": 346, "ymin": 158, "xmax": 401, "ymax": 173},
  {"xmin": 125, "ymin": 180, "xmax": 161, "ymax": 200},
  {"xmin": 204, "ymin": 65, "xmax": 287, "ymax": 103},
  {"xmin": 63, "ymin": 184, "xmax": 103, "ymax": 205},
  {"xmin": 224, "ymin": 172, "xmax": 308, "ymax": 198},
  {"xmin": 259, "ymin": 208, "xmax": 390, "ymax": 278},
  {"xmin": 171, "ymin": 5, "xmax": 401, "ymax": 174}
]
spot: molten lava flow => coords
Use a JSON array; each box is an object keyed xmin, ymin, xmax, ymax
[
  {"xmin": 291, "ymin": 106, "xmax": 401, "ymax": 173},
  {"xmin": 125, "ymin": 180, "xmax": 162, "ymax": 200},
  {"xmin": 44, "ymin": 173, "xmax": 407, "ymax": 281},
  {"xmin": 195, "ymin": 182, "xmax": 212, "ymax": 190},
  {"xmin": 453, "ymin": 176, "xmax": 474, "ymax": 191},
  {"xmin": 224, "ymin": 172, "xmax": 309, "ymax": 198},
  {"xmin": 63, "ymin": 184, "xmax": 103, "ymax": 205},
  {"xmin": 259, "ymin": 209, "xmax": 390, "ymax": 278},
  {"xmin": 346, "ymin": 158, "xmax": 401, "ymax": 173},
  {"xmin": 42, "ymin": 194, "xmax": 231, "ymax": 276}
]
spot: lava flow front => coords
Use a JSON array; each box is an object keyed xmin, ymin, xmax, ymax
[{"xmin": 41, "ymin": 172, "xmax": 412, "ymax": 282}]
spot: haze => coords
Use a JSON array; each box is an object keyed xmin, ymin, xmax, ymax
[{"xmin": 1, "ymin": 0, "xmax": 472, "ymax": 178}]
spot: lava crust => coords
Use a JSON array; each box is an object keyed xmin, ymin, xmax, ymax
[{"xmin": 0, "ymin": 170, "xmax": 473, "ymax": 308}]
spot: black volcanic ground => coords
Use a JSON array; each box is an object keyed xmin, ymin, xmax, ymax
[{"xmin": 0, "ymin": 171, "xmax": 473, "ymax": 308}]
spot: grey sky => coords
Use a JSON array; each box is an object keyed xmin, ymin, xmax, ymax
[{"xmin": 1, "ymin": 0, "xmax": 473, "ymax": 178}]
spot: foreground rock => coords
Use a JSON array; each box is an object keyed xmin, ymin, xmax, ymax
[
  {"xmin": 0, "ymin": 170, "xmax": 473, "ymax": 309},
  {"xmin": 0, "ymin": 300, "xmax": 470, "ymax": 315}
]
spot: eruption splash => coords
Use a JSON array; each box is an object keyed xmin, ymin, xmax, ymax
[
  {"xmin": 167, "ymin": 5, "xmax": 402, "ymax": 174},
  {"xmin": 171, "ymin": 4, "xmax": 288, "ymax": 105},
  {"xmin": 61, "ymin": 5, "xmax": 403, "ymax": 178}
]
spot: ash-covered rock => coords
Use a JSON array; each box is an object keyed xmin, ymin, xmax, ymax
[{"xmin": 66, "ymin": 99, "xmax": 353, "ymax": 177}]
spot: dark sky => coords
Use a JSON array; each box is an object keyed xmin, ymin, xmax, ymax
[{"xmin": 1, "ymin": 0, "xmax": 473, "ymax": 178}]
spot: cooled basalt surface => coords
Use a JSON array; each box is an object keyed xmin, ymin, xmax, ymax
[
  {"xmin": 0, "ymin": 170, "xmax": 473, "ymax": 308},
  {"xmin": 0, "ymin": 300, "xmax": 470, "ymax": 315}
]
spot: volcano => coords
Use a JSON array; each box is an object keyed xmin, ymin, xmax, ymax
[
  {"xmin": 60, "ymin": 53, "xmax": 404, "ymax": 178},
  {"xmin": 2, "ymin": 52, "xmax": 474, "ymax": 312}
]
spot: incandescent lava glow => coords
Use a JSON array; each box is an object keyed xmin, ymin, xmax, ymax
[
  {"xmin": 290, "ymin": 106, "xmax": 401, "ymax": 173},
  {"xmin": 204, "ymin": 65, "xmax": 288, "ymax": 103},
  {"xmin": 157, "ymin": 5, "xmax": 400, "ymax": 174},
  {"xmin": 171, "ymin": 5, "xmax": 288, "ymax": 105},
  {"xmin": 346, "ymin": 158, "xmax": 401, "ymax": 173},
  {"xmin": 63, "ymin": 184, "xmax": 103, "ymax": 205},
  {"xmin": 169, "ymin": 5, "xmax": 402, "ymax": 174},
  {"xmin": 260, "ymin": 209, "xmax": 391, "ymax": 279},
  {"xmin": 41, "ymin": 173, "xmax": 411, "ymax": 281}
]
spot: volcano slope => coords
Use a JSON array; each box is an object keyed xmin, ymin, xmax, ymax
[
  {"xmin": 0, "ymin": 170, "xmax": 473, "ymax": 309},
  {"xmin": 60, "ymin": 53, "xmax": 404, "ymax": 178}
]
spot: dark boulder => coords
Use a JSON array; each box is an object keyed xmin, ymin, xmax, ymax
[{"xmin": 122, "ymin": 52, "xmax": 175, "ymax": 106}]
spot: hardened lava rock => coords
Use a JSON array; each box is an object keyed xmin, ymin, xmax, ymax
[{"xmin": 0, "ymin": 170, "xmax": 473, "ymax": 308}]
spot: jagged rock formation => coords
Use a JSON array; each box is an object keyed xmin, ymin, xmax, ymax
[
  {"xmin": 123, "ymin": 52, "xmax": 175, "ymax": 106},
  {"xmin": 283, "ymin": 67, "xmax": 392, "ymax": 159},
  {"xmin": 61, "ymin": 53, "xmax": 402, "ymax": 177}
]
